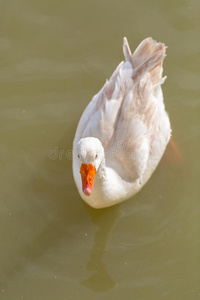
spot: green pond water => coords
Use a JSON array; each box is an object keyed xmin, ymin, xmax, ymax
[{"xmin": 0, "ymin": 0, "xmax": 199, "ymax": 299}]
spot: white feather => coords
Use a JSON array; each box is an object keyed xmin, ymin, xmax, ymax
[{"xmin": 73, "ymin": 37, "xmax": 171, "ymax": 208}]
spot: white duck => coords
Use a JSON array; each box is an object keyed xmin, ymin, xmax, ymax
[{"xmin": 73, "ymin": 37, "xmax": 171, "ymax": 209}]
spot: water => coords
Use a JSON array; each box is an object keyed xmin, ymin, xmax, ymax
[{"xmin": 0, "ymin": 0, "xmax": 199, "ymax": 299}]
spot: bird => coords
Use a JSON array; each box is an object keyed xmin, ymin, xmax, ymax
[{"xmin": 73, "ymin": 37, "xmax": 171, "ymax": 209}]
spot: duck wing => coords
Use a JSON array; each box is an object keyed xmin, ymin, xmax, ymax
[{"xmin": 79, "ymin": 38, "xmax": 166, "ymax": 180}]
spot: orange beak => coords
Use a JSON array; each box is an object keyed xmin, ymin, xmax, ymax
[{"xmin": 80, "ymin": 163, "xmax": 97, "ymax": 196}]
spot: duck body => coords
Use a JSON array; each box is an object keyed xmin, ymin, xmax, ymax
[{"xmin": 73, "ymin": 37, "xmax": 171, "ymax": 208}]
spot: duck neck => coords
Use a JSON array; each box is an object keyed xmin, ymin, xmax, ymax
[
  {"xmin": 96, "ymin": 157, "xmax": 126, "ymax": 203},
  {"xmin": 95, "ymin": 155, "xmax": 137, "ymax": 206}
]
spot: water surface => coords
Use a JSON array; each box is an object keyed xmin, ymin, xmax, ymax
[{"xmin": 0, "ymin": 0, "xmax": 199, "ymax": 299}]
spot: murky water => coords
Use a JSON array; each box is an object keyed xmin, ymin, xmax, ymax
[{"xmin": 0, "ymin": 0, "xmax": 199, "ymax": 299}]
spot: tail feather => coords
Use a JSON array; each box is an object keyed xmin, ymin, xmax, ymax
[
  {"xmin": 132, "ymin": 37, "xmax": 165, "ymax": 67},
  {"xmin": 123, "ymin": 37, "xmax": 136, "ymax": 68},
  {"xmin": 123, "ymin": 37, "xmax": 166, "ymax": 86},
  {"xmin": 132, "ymin": 48, "xmax": 166, "ymax": 85}
]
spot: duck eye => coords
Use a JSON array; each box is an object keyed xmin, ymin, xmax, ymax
[
  {"xmin": 78, "ymin": 154, "xmax": 80, "ymax": 159},
  {"xmin": 95, "ymin": 154, "xmax": 98, "ymax": 159}
]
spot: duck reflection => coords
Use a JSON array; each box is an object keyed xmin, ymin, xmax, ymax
[{"xmin": 81, "ymin": 204, "xmax": 122, "ymax": 291}]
